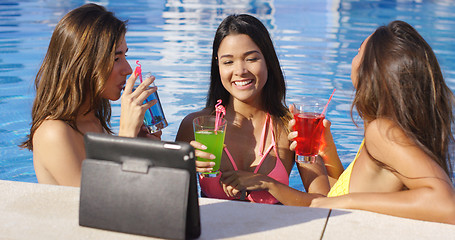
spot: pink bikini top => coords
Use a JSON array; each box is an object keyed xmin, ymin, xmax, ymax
[{"xmin": 199, "ymin": 114, "xmax": 289, "ymax": 204}]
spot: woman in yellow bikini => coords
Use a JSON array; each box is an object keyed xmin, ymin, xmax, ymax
[{"xmin": 288, "ymin": 20, "xmax": 455, "ymax": 224}]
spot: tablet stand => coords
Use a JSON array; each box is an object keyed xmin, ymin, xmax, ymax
[{"xmin": 79, "ymin": 157, "xmax": 190, "ymax": 239}]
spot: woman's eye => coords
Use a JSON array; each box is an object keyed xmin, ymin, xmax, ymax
[
  {"xmin": 222, "ymin": 60, "xmax": 233, "ymax": 65},
  {"xmin": 114, "ymin": 54, "xmax": 127, "ymax": 62},
  {"xmin": 247, "ymin": 57, "xmax": 258, "ymax": 62}
]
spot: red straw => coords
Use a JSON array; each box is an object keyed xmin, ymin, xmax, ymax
[
  {"xmin": 321, "ymin": 89, "xmax": 336, "ymax": 117},
  {"xmin": 214, "ymin": 99, "xmax": 226, "ymax": 134}
]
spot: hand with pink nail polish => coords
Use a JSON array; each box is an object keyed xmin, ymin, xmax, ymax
[{"xmin": 190, "ymin": 140, "xmax": 217, "ymax": 173}]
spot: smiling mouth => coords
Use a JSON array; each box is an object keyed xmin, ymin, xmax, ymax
[{"xmin": 233, "ymin": 79, "xmax": 253, "ymax": 86}]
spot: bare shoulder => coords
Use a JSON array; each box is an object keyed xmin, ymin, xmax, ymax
[
  {"xmin": 364, "ymin": 119, "xmax": 409, "ymax": 161},
  {"xmin": 34, "ymin": 120, "xmax": 79, "ymax": 145},
  {"xmin": 363, "ymin": 118, "xmax": 439, "ymax": 177},
  {"xmin": 33, "ymin": 119, "xmax": 85, "ymax": 186},
  {"xmin": 33, "ymin": 119, "xmax": 84, "ymax": 158},
  {"xmin": 364, "ymin": 118, "xmax": 403, "ymax": 143},
  {"xmin": 175, "ymin": 109, "xmax": 211, "ymax": 142}
]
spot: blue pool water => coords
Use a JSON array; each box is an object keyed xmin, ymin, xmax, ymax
[{"xmin": 1, "ymin": 0, "xmax": 455, "ymax": 191}]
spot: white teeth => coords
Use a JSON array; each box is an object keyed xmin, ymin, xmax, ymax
[{"xmin": 234, "ymin": 80, "xmax": 252, "ymax": 86}]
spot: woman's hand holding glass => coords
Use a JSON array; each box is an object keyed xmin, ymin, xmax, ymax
[
  {"xmin": 119, "ymin": 72, "xmax": 157, "ymax": 138},
  {"xmin": 288, "ymin": 104, "xmax": 343, "ymax": 180},
  {"xmin": 190, "ymin": 140, "xmax": 216, "ymax": 173},
  {"xmin": 288, "ymin": 104, "xmax": 335, "ymax": 162}
]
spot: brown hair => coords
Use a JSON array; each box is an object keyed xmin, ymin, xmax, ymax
[
  {"xmin": 20, "ymin": 3, "xmax": 126, "ymax": 150},
  {"xmin": 352, "ymin": 20, "xmax": 454, "ymax": 179}
]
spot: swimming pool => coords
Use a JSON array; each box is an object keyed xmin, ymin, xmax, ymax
[{"xmin": 1, "ymin": 0, "xmax": 454, "ymax": 191}]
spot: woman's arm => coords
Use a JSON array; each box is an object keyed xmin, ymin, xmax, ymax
[
  {"xmin": 221, "ymin": 170, "xmax": 325, "ymax": 205},
  {"xmin": 295, "ymin": 156, "xmax": 331, "ymax": 195},
  {"xmin": 311, "ymin": 186, "xmax": 455, "ymax": 224},
  {"xmin": 217, "ymin": 111, "xmax": 336, "ymax": 205},
  {"xmin": 318, "ymin": 119, "xmax": 344, "ymax": 183},
  {"xmin": 311, "ymin": 119, "xmax": 455, "ymax": 224},
  {"xmin": 219, "ymin": 117, "xmax": 331, "ymax": 205}
]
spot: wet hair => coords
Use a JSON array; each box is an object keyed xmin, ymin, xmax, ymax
[
  {"xmin": 352, "ymin": 20, "xmax": 454, "ymax": 179},
  {"xmin": 21, "ymin": 3, "xmax": 127, "ymax": 150},
  {"xmin": 206, "ymin": 14, "xmax": 290, "ymax": 127}
]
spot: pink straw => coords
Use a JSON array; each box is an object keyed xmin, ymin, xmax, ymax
[
  {"xmin": 214, "ymin": 99, "xmax": 226, "ymax": 134},
  {"xmin": 321, "ymin": 89, "xmax": 336, "ymax": 117},
  {"xmin": 134, "ymin": 61, "xmax": 155, "ymax": 123},
  {"xmin": 134, "ymin": 60, "xmax": 143, "ymax": 83}
]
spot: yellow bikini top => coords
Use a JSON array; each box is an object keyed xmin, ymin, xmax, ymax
[{"xmin": 327, "ymin": 140, "xmax": 364, "ymax": 197}]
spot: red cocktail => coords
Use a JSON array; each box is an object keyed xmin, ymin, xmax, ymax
[
  {"xmin": 293, "ymin": 112, "xmax": 325, "ymax": 157},
  {"xmin": 292, "ymin": 98, "xmax": 326, "ymax": 163}
]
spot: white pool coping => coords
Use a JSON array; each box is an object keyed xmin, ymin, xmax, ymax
[{"xmin": 0, "ymin": 180, "xmax": 453, "ymax": 239}]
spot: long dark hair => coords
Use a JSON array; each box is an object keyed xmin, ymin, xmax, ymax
[
  {"xmin": 207, "ymin": 14, "xmax": 290, "ymax": 127},
  {"xmin": 21, "ymin": 3, "xmax": 126, "ymax": 150},
  {"xmin": 353, "ymin": 20, "xmax": 454, "ymax": 179}
]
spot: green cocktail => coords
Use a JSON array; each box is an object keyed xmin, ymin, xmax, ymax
[
  {"xmin": 193, "ymin": 116, "xmax": 227, "ymax": 177},
  {"xmin": 194, "ymin": 130, "xmax": 225, "ymax": 175}
]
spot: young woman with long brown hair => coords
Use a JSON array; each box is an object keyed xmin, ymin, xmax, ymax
[
  {"xmin": 20, "ymin": 3, "xmax": 159, "ymax": 186},
  {"xmin": 288, "ymin": 20, "xmax": 455, "ymax": 224}
]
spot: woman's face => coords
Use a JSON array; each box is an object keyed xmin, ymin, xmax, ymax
[
  {"xmin": 217, "ymin": 34, "xmax": 268, "ymax": 104},
  {"xmin": 101, "ymin": 35, "xmax": 132, "ymax": 101},
  {"xmin": 351, "ymin": 34, "xmax": 371, "ymax": 88}
]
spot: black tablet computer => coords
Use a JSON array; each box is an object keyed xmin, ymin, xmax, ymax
[{"xmin": 79, "ymin": 132, "xmax": 201, "ymax": 239}]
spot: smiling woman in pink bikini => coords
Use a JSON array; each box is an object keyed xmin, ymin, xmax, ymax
[{"xmin": 176, "ymin": 14, "xmax": 330, "ymax": 204}]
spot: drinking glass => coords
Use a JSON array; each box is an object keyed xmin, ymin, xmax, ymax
[
  {"xmin": 193, "ymin": 116, "xmax": 227, "ymax": 177},
  {"xmin": 134, "ymin": 73, "xmax": 168, "ymax": 133},
  {"xmin": 292, "ymin": 98, "xmax": 325, "ymax": 163}
]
